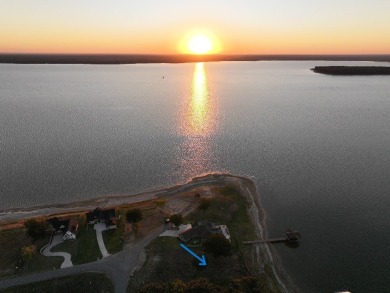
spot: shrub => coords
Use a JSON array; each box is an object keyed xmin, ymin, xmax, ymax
[
  {"xmin": 139, "ymin": 282, "xmax": 166, "ymax": 293},
  {"xmin": 203, "ymin": 234, "xmax": 231, "ymax": 257},
  {"xmin": 24, "ymin": 219, "xmax": 48, "ymax": 240},
  {"xmin": 198, "ymin": 198, "xmax": 211, "ymax": 211},
  {"xmin": 20, "ymin": 244, "xmax": 36, "ymax": 261},
  {"xmin": 186, "ymin": 278, "xmax": 219, "ymax": 293},
  {"xmin": 169, "ymin": 279, "xmax": 187, "ymax": 293},
  {"xmin": 169, "ymin": 213, "xmax": 184, "ymax": 227},
  {"xmin": 126, "ymin": 209, "xmax": 143, "ymax": 223}
]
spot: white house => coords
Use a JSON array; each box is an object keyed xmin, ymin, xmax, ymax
[{"xmin": 63, "ymin": 231, "xmax": 76, "ymax": 241}]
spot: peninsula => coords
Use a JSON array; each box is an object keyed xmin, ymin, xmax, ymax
[{"xmin": 0, "ymin": 174, "xmax": 295, "ymax": 293}]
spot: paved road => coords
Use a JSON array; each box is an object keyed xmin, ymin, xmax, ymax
[
  {"xmin": 41, "ymin": 235, "xmax": 73, "ymax": 268},
  {"xmin": 0, "ymin": 225, "xmax": 165, "ymax": 293},
  {"xmin": 94, "ymin": 223, "xmax": 111, "ymax": 258}
]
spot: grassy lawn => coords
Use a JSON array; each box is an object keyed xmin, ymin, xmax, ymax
[
  {"xmin": 0, "ymin": 229, "xmax": 29, "ymax": 279},
  {"xmin": 52, "ymin": 222, "xmax": 102, "ymax": 264},
  {"xmin": 1, "ymin": 273, "xmax": 114, "ymax": 293},
  {"xmin": 102, "ymin": 217, "xmax": 125, "ymax": 255},
  {"xmin": 128, "ymin": 184, "xmax": 282, "ymax": 293},
  {"xmin": 128, "ymin": 185, "xmax": 258, "ymax": 292},
  {"xmin": 187, "ymin": 185, "xmax": 257, "ymax": 253},
  {"xmin": 0, "ymin": 229, "xmax": 62, "ymax": 279}
]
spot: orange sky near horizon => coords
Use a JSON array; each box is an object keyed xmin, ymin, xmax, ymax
[{"xmin": 1, "ymin": 0, "xmax": 389, "ymax": 55}]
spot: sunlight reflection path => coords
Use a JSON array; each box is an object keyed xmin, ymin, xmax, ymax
[{"xmin": 177, "ymin": 63, "xmax": 218, "ymax": 179}]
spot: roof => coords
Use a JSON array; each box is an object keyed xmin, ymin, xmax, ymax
[
  {"xmin": 86, "ymin": 207, "xmax": 116, "ymax": 222},
  {"xmin": 178, "ymin": 221, "xmax": 227, "ymax": 243},
  {"xmin": 69, "ymin": 219, "xmax": 79, "ymax": 233},
  {"xmin": 48, "ymin": 217, "xmax": 70, "ymax": 233}
]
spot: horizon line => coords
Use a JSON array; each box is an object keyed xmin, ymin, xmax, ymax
[{"xmin": 1, "ymin": 53, "xmax": 389, "ymax": 65}]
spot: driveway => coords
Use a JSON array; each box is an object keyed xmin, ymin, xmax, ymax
[
  {"xmin": 94, "ymin": 223, "xmax": 111, "ymax": 258},
  {"xmin": 0, "ymin": 225, "xmax": 166, "ymax": 293},
  {"xmin": 41, "ymin": 235, "xmax": 73, "ymax": 268}
]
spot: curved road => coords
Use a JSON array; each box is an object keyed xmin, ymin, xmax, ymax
[{"xmin": 0, "ymin": 225, "xmax": 165, "ymax": 293}]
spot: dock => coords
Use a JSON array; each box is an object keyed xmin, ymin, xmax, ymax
[{"xmin": 243, "ymin": 230, "xmax": 301, "ymax": 245}]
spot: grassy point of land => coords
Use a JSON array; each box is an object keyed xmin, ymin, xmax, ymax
[{"xmin": 128, "ymin": 182, "xmax": 282, "ymax": 293}]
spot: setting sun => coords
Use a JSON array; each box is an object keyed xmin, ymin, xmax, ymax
[
  {"xmin": 179, "ymin": 30, "xmax": 222, "ymax": 55},
  {"xmin": 188, "ymin": 35, "xmax": 212, "ymax": 54}
]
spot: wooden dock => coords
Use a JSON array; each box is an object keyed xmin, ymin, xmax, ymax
[
  {"xmin": 243, "ymin": 230, "xmax": 301, "ymax": 245},
  {"xmin": 243, "ymin": 238, "xmax": 286, "ymax": 244}
]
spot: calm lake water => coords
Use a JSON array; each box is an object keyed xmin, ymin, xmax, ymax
[{"xmin": 1, "ymin": 61, "xmax": 389, "ymax": 292}]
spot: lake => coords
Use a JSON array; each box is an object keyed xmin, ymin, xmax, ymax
[{"xmin": 1, "ymin": 61, "xmax": 389, "ymax": 292}]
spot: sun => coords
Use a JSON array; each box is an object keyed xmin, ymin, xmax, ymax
[
  {"xmin": 188, "ymin": 35, "xmax": 212, "ymax": 54},
  {"xmin": 179, "ymin": 30, "xmax": 222, "ymax": 54}
]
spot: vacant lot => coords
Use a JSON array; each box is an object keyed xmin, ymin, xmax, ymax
[{"xmin": 0, "ymin": 229, "xmax": 62, "ymax": 280}]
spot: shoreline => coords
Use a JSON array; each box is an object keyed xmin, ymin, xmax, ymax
[
  {"xmin": 0, "ymin": 173, "xmax": 295, "ymax": 292},
  {"xmin": 0, "ymin": 53, "xmax": 390, "ymax": 65}
]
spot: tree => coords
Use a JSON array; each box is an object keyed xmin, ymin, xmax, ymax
[
  {"xmin": 198, "ymin": 198, "xmax": 211, "ymax": 212},
  {"xmin": 126, "ymin": 209, "xmax": 143, "ymax": 223},
  {"xmin": 230, "ymin": 276, "xmax": 260, "ymax": 292},
  {"xmin": 139, "ymin": 282, "xmax": 166, "ymax": 293},
  {"xmin": 169, "ymin": 213, "xmax": 183, "ymax": 227},
  {"xmin": 20, "ymin": 245, "xmax": 36, "ymax": 261},
  {"xmin": 24, "ymin": 219, "xmax": 48, "ymax": 240},
  {"xmin": 203, "ymin": 234, "xmax": 231, "ymax": 257},
  {"xmin": 186, "ymin": 278, "xmax": 219, "ymax": 293},
  {"xmin": 169, "ymin": 279, "xmax": 187, "ymax": 293}
]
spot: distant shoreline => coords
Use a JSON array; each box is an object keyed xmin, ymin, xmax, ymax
[
  {"xmin": 0, "ymin": 54, "xmax": 390, "ymax": 64},
  {"xmin": 312, "ymin": 66, "xmax": 390, "ymax": 75}
]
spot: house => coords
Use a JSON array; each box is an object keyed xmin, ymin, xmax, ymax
[
  {"xmin": 68, "ymin": 219, "xmax": 79, "ymax": 234},
  {"xmin": 178, "ymin": 220, "xmax": 231, "ymax": 245},
  {"xmin": 48, "ymin": 217, "xmax": 70, "ymax": 235},
  {"xmin": 63, "ymin": 230, "xmax": 76, "ymax": 241},
  {"xmin": 48, "ymin": 217, "xmax": 78, "ymax": 241},
  {"xmin": 86, "ymin": 207, "xmax": 117, "ymax": 229},
  {"xmin": 106, "ymin": 218, "xmax": 117, "ymax": 230}
]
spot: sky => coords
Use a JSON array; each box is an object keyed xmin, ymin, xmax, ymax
[{"xmin": 1, "ymin": 0, "xmax": 389, "ymax": 54}]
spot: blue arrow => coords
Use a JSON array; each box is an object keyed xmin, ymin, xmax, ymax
[{"xmin": 180, "ymin": 243, "xmax": 207, "ymax": 266}]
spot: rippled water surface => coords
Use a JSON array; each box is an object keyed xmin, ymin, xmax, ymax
[{"xmin": 1, "ymin": 61, "xmax": 389, "ymax": 292}]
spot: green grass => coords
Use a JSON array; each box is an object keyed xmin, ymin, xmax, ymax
[
  {"xmin": 52, "ymin": 223, "xmax": 102, "ymax": 264},
  {"xmin": 21, "ymin": 252, "xmax": 62, "ymax": 275},
  {"xmin": 0, "ymin": 272, "xmax": 114, "ymax": 293},
  {"xmin": 102, "ymin": 210, "xmax": 125, "ymax": 254},
  {"xmin": 102, "ymin": 218, "xmax": 125, "ymax": 255},
  {"xmin": 128, "ymin": 183, "xmax": 282, "ymax": 293},
  {"xmin": 0, "ymin": 229, "xmax": 62, "ymax": 279},
  {"xmin": 128, "ymin": 186, "xmax": 259, "ymax": 291},
  {"xmin": 187, "ymin": 185, "xmax": 257, "ymax": 250},
  {"xmin": 0, "ymin": 229, "xmax": 29, "ymax": 279}
]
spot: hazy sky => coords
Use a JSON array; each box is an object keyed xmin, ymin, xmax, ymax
[{"xmin": 1, "ymin": 0, "xmax": 389, "ymax": 54}]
